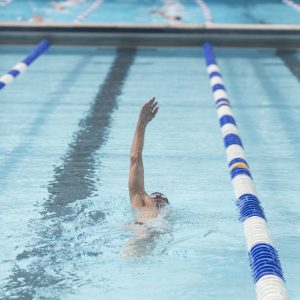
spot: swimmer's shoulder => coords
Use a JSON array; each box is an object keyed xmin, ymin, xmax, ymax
[{"xmin": 134, "ymin": 205, "xmax": 158, "ymax": 223}]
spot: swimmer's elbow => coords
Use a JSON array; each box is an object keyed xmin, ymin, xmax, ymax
[{"xmin": 130, "ymin": 153, "xmax": 142, "ymax": 165}]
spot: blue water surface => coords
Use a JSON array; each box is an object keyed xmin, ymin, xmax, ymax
[
  {"xmin": 0, "ymin": 45, "xmax": 299, "ymax": 299},
  {"xmin": 0, "ymin": 0, "xmax": 204, "ymax": 24},
  {"xmin": 207, "ymin": 0, "xmax": 300, "ymax": 24},
  {"xmin": 0, "ymin": 0, "xmax": 300, "ymax": 24}
]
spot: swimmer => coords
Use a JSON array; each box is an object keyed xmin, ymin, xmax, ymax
[
  {"xmin": 150, "ymin": 0, "xmax": 184, "ymax": 24},
  {"xmin": 150, "ymin": 9, "xmax": 182, "ymax": 22},
  {"xmin": 129, "ymin": 98, "xmax": 170, "ymax": 225},
  {"xmin": 32, "ymin": 15, "xmax": 44, "ymax": 23},
  {"xmin": 51, "ymin": 0, "xmax": 82, "ymax": 11}
]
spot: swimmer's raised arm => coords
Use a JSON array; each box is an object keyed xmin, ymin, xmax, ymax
[{"xmin": 128, "ymin": 98, "xmax": 159, "ymax": 208}]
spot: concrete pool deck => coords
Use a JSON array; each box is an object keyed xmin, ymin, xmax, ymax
[{"xmin": 0, "ymin": 22, "xmax": 300, "ymax": 48}]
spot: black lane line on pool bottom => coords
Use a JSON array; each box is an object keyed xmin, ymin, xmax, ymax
[
  {"xmin": 277, "ymin": 49, "xmax": 300, "ymax": 81},
  {"xmin": 276, "ymin": 49, "xmax": 300, "ymax": 158},
  {"xmin": 44, "ymin": 47, "xmax": 136, "ymax": 218},
  {"xmin": 0, "ymin": 48, "xmax": 137, "ymax": 300},
  {"xmin": 243, "ymin": 6, "xmax": 266, "ymax": 24}
]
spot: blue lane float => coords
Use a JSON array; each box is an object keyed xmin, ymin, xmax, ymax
[
  {"xmin": 0, "ymin": 39, "xmax": 50, "ymax": 91},
  {"xmin": 203, "ymin": 42, "xmax": 289, "ymax": 300}
]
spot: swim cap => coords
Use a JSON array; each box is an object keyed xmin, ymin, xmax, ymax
[{"xmin": 150, "ymin": 192, "xmax": 169, "ymax": 208}]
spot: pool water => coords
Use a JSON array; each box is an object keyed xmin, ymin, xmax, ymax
[
  {"xmin": 206, "ymin": 0, "xmax": 300, "ymax": 25},
  {"xmin": 0, "ymin": 45, "xmax": 299, "ymax": 299},
  {"xmin": 0, "ymin": 0, "xmax": 300, "ymax": 25},
  {"xmin": 0, "ymin": 0, "xmax": 204, "ymax": 24}
]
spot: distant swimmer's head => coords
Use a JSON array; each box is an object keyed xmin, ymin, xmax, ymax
[
  {"xmin": 150, "ymin": 192, "xmax": 169, "ymax": 209},
  {"xmin": 175, "ymin": 16, "xmax": 182, "ymax": 21}
]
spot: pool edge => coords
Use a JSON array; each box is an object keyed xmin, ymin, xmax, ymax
[{"xmin": 1, "ymin": 23, "xmax": 300, "ymax": 48}]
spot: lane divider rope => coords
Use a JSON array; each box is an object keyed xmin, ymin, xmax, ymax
[
  {"xmin": 0, "ymin": 39, "xmax": 50, "ymax": 91},
  {"xmin": 74, "ymin": 0, "xmax": 103, "ymax": 23},
  {"xmin": 282, "ymin": 0, "xmax": 300, "ymax": 12},
  {"xmin": 196, "ymin": 0, "xmax": 214, "ymax": 24},
  {"xmin": 203, "ymin": 42, "xmax": 289, "ymax": 300}
]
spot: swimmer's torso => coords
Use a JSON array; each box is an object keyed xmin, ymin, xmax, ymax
[{"xmin": 135, "ymin": 206, "xmax": 159, "ymax": 223}]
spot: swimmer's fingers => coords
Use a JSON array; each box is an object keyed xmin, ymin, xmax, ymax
[
  {"xmin": 150, "ymin": 100, "xmax": 158, "ymax": 110},
  {"xmin": 141, "ymin": 98, "xmax": 154, "ymax": 112},
  {"xmin": 148, "ymin": 97, "xmax": 155, "ymax": 106},
  {"xmin": 152, "ymin": 106, "xmax": 159, "ymax": 118},
  {"xmin": 139, "ymin": 97, "xmax": 158, "ymax": 124},
  {"xmin": 148, "ymin": 106, "xmax": 159, "ymax": 121}
]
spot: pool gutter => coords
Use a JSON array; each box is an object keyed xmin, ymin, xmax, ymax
[{"xmin": 0, "ymin": 22, "xmax": 300, "ymax": 48}]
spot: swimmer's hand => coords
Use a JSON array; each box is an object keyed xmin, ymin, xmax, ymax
[{"xmin": 139, "ymin": 97, "xmax": 159, "ymax": 126}]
